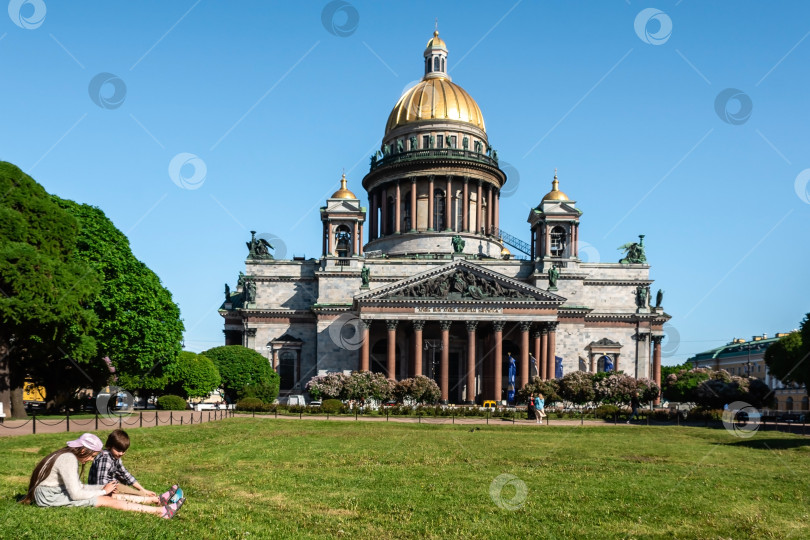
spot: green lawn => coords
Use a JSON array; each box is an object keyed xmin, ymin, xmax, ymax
[{"xmin": 1, "ymin": 419, "xmax": 808, "ymax": 539}]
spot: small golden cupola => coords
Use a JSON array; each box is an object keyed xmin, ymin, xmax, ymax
[
  {"xmin": 541, "ymin": 170, "xmax": 570, "ymax": 201},
  {"xmin": 331, "ymin": 173, "xmax": 357, "ymax": 199}
]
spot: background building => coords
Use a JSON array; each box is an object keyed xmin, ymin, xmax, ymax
[
  {"xmin": 220, "ymin": 31, "xmax": 670, "ymax": 404},
  {"xmin": 689, "ymin": 332, "xmax": 808, "ymax": 412}
]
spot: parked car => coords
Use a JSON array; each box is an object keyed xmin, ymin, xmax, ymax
[
  {"xmin": 286, "ymin": 395, "xmax": 307, "ymax": 407},
  {"xmin": 309, "ymin": 400, "xmax": 322, "ymax": 407}
]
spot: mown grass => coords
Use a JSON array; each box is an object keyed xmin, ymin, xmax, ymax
[{"xmin": 1, "ymin": 419, "xmax": 808, "ymax": 539}]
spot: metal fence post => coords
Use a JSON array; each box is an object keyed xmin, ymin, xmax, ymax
[
  {"xmin": 95, "ymin": 414, "xmax": 98, "ymax": 430},
  {"xmin": 66, "ymin": 411, "xmax": 70, "ymax": 432},
  {"xmin": 170, "ymin": 412, "xmax": 173, "ymax": 426},
  {"xmin": 190, "ymin": 412, "xmax": 193, "ymax": 425},
  {"xmin": 140, "ymin": 412, "xmax": 143, "ymax": 428},
  {"xmin": 180, "ymin": 416, "xmax": 183, "ymax": 425},
  {"xmin": 118, "ymin": 415, "xmax": 122, "ymax": 429},
  {"xmin": 33, "ymin": 412, "xmax": 36, "ymax": 434}
]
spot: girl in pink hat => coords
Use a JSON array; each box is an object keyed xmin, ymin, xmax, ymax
[{"xmin": 20, "ymin": 433, "xmax": 184, "ymax": 519}]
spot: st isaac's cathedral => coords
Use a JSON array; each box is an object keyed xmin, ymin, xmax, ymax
[{"xmin": 220, "ymin": 31, "xmax": 671, "ymax": 404}]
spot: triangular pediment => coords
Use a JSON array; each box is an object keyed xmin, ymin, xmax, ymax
[{"xmin": 355, "ymin": 259, "xmax": 565, "ymax": 304}]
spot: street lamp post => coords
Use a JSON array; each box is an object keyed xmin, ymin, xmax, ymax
[{"xmin": 424, "ymin": 339, "xmax": 443, "ymax": 384}]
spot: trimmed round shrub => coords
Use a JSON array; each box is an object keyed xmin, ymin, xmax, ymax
[
  {"xmin": 321, "ymin": 399, "xmax": 342, "ymax": 414},
  {"xmin": 157, "ymin": 395, "xmax": 188, "ymax": 410},
  {"xmin": 236, "ymin": 397, "xmax": 264, "ymax": 411}
]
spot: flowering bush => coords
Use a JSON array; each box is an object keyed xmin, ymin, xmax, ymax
[
  {"xmin": 557, "ymin": 371, "xmax": 596, "ymax": 406},
  {"xmin": 393, "ymin": 375, "xmax": 441, "ymax": 404},
  {"xmin": 517, "ymin": 377, "xmax": 560, "ymax": 404},
  {"xmin": 635, "ymin": 377, "xmax": 660, "ymax": 402},
  {"xmin": 342, "ymin": 371, "xmax": 393, "ymax": 402},
  {"xmin": 305, "ymin": 372, "xmax": 348, "ymax": 400}
]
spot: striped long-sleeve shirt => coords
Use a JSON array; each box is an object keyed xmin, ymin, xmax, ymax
[{"xmin": 88, "ymin": 449, "xmax": 137, "ymax": 486}]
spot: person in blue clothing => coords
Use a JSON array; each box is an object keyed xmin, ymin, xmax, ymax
[{"xmin": 534, "ymin": 394, "xmax": 546, "ymax": 424}]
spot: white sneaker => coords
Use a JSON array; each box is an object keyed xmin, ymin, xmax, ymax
[{"xmin": 626, "ymin": 420, "xmax": 630, "ymax": 424}]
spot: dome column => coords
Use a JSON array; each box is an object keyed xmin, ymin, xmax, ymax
[
  {"xmin": 394, "ymin": 180, "xmax": 401, "ymax": 234},
  {"xmin": 445, "ymin": 176, "xmax": 453, "ymax": 231},
  {"xmin": 380, "ymin": 186, "xmax": 388, "ymax": 237},
  {"xmin": 494, "ymin": 191, "xmax": 500, "ymax": 234},
  {"xmin": 358, "ymin": 223, "xmax": 364, "ymax": 255},
  {"xmin": 462, "ymin": 177, "xmax": 469, "ymax": 232},
  {"xmin": 428, "ymin": 175, "xmax": 435, "ymax": 231},
  {"xmin": 409, "ymin": 178, "xmax": 417, "ymax": 232},
  {"xmin": 487, "ymin": 185, "xmax": 494, "ymax": 235},
  {"xmin": 476, "ymin": 180, "xmax": 483, "ymax": 235}
]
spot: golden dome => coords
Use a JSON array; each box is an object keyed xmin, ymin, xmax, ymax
[
  {"xmin": 541, "ymin": 171, "xmax": 570, "ymax": 201},
  {"xmin": 385, "ymin": 77, "xmax": 486, "ymax": 134},
  {"xmin": 500, "ymin": 246, "xmax": 511, "ymax": 258},
  {"xmin": 331, "ymin": 173, "xmax": 357, "ymax": 199},
  {"xmin": 425, "ymin": 30, "xmax": 447, "ymax": 51}
]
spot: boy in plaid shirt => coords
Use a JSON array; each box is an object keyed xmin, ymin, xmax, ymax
[{"xmin": 89, "ymin": 430, "xmax": 171, "ymax": 504}]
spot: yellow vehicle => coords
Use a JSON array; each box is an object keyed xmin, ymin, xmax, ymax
[
  {"xmin": 23, "ymin": 380, "xmax": 46, "ymax": 411},
  {"xmin": 482, "ymin": 400, "xmax": 497, "ymax": 410}
]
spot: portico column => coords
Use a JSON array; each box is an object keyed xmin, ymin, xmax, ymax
[
  {"xmin": 466, "ymin": 321, "xmax": 477, "ymax": 405},
  {"xmin": 410, "ymin": 178, "xmax": 417, "ymax": 232},
  {"xmin": 327, "ymin": 221, "xmax": 334, "ymax": 256},
  {"xmin": 394, "ymin": 181, "xmax": 401, "ymax": 234},
  {"xmin": 352, "ymin": 221, "xmax": 358, "ymax": 256},
  {"xmin": 545, "ymin": 225, "xmax": 552, "ymax": 256},
  {"xmin": 476, "ymin": 180, "xmax": 483, "ymax": 234},
  {"xmin": 462, "ymin": 177, "xmax": 469, "ymax": 232},
  {"xmin": 413, "ymin": 320, "xmax": 425, "ymax": 377},
  {"xmin": 440, "ymin": 321, "xmax": 452, "ymax": 403},
  {"xmin": 386, "ymin": 320, "xmax": 398, "ymax": 380},
  {"xmin": 359, "ymin": 319, "xmax": 370, "ymax": 372},
  {"xmin": 547, "ymin": 322, "xmax": 558, "ymax": 378},
  {"xmin": 428, "ymin": 175, "xmax": 435, "ymax": 231},
  {"xmin": 533, "ymin": 329, "xmax": 542, "ymax": 380},
  {"xmin": 492, "ymin": 321, "xmax": 504, "ymax": 403},
  {"xmin": 358, "ymin": 223, "xmax": 364, "ymax": 255},
  {"xmin": 540, "ymin": 326, "xmax": 548, "ymax": 380},
  {"xmin": 520, "ymin": 322, "xmax": 531, "ymax": 388},
  {"xmin": 652, "ymin": 335, "xmax": 663, "ymax": 405}
]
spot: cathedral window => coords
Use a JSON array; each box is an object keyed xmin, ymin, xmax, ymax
[
  {"xmin": 423, "ymin": 135, "xmax": 430, "ymax": 149},
  {"xmin": 441, "ymin": 58, "xmax": 445, "ymax": 71},
  {"xmin": 433, "ymin": 57, "xmax": 439, "ymax": 71},
  {"xmin": 449, "ymin": 135, "xmax": 457, "ymax": 148},
  {"xmin": 437, "ymin": 135, "xmax": 444, "ymax": 149}
]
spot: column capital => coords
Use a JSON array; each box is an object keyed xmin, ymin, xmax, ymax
[
  {"xmin": 386, "ymin": 319, "xmax": 399, "ymax": 331},
  {"xmin": 463, "ymin": 176, "xmax": 469, "ymax": 184},
  {"xmin": 519, "ymin": 321, "xmax": 532, "ymax": 332},
  {"xmin": 360, "ymin": 318, "xmax": 371, "ymax": 330},
  {"xmin": 651, "ymin": 335, "xmax": 665, "ymax": 344},
  {"xmin": 546, "ymin": 321, "xmax": 558, "ymax": 331},
  {"xmin": 532, "ymin": 329, "xmax": 543, "ymax": 339},
  {"xmin": 465, "ymin": 320, "xmax": 478, "ymax": 333},
  {"xmin": 412, "ymin": 320, "xmax": 426, "ymax": 331},
  {"xmin": 439, "ymin": 320, "xmax": 453, "ymax": 331},
  {"xmin": 410, "ymin": 176, "xmax": 417, "ymax": 184},
  {"xmin": 245, "ymin": 328, "xmax": 257, "ymax": 337},
  {"xmin": 491, "ymin": 321, "xmax": 505, "ymax": 332}
]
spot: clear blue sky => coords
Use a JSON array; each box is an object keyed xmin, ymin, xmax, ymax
[{"xmin": 2, "ymin": 1, "xmax": 808, "ymax": 366}]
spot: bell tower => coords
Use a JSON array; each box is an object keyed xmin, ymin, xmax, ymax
[
  {"xmin": 320, "ymin": 173, "xmax": 366, "ymax": 259},
  {"xmin": 527, "ymin": 170, "xmax": 582, "ymax": 270}
]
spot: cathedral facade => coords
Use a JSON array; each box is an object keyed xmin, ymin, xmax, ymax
[{"xmin": 220, "ymin": 31, "xmax": 670, "ymax": 404}]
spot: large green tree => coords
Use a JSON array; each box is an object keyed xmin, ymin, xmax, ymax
[
  {"xmin": 165, "ymin": 351, "xmax": 220, "ymax": 399},
  {"xmin": 202, "ymin": 345, "xmax": 278, "ymax": 403},
  {"xmin": 764, "ymin": 315, "xmax": 809, "ymax": 389},
  {"xmin": 52, "ymin": 196, "xmax": 184, "ymax": 393},
  {"xmin": 0, "ymin": 163, "xmax": 100, "ymax": 417}
]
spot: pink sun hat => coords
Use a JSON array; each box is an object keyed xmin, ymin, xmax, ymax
[{"xmin": 66, "ymin": 433, "xmax": 103, "ymax": 452}]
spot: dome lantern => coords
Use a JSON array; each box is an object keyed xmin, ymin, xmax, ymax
[
  {"xmin": 541, "ymin": 169, "xmax": 570, "ymax": 202},
  {"xmin": 331, "ymin": 172, "xmax": 357, "ymax": 199},
  {"xmin": 424, "ymin": 30, "xmax": 449, "ymax": 79}
]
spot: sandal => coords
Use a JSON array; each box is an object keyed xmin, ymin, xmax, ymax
[
  {"xmin": 159, "ymin": 485, "xmax": 179, "ymax": 505},
  {"xmin": 169, "ymin": 487, "xmax": 184, "ymax": 504},
  {"xmin": 161, "ymin": 498, "xmax": 185, "ymax": 520}
]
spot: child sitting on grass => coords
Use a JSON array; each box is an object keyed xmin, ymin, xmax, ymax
[
  {"xmin": 89, "ymin": 429, "xmax": 181, "ymax": 505},
  {"xmin": 20, "ymin": 432, "xmax": 184, "ymax": 519}
]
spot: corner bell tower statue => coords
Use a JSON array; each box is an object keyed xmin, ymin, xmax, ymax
[{"xmin": 362, "ymin": 30, "xmax": 507, "ymax": 258}]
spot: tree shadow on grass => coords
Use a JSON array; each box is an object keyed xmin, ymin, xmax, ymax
[{"xmin": 723, "ymin": 438, "xmax": 810, "ymax": 450}]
